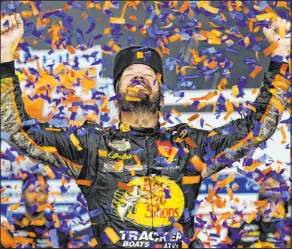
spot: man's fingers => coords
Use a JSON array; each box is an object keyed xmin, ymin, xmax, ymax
[
  {"xmin": 285, "ymin": 21, "xmax": 291, "ymax": 32},
  {"xmin": 10, "ymin": 15, "xmax": 17, "ymax": 29},
  {"xmin": 263, "ymin": 27, "xmax": 277, "ymax": 43},
  {"xmin": 1, "ymin": 15, "xmax": 9, "ymax": 34},
  {"xmin": 7, "ymin": 16, "xmax": 13, "ymax": 30},
  {"xmin": 270, "ymin": 17, "xmax": 277, "ymax": 30},
  {"xmin": 15, "ymin": 13, "xmax": 23, "ymax": 28},
  {"xmin": 274, "ymin": 16, "xmax": 282, "ymax": 32}
]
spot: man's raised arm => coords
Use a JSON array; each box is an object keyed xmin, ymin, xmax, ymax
[
  {"xmin": 1, "ymin": 14, "xmax": 98, "ymax": 179},
  {"xmin": 197, "ymin": 17, "xmax": 291, "ymax": 179}
]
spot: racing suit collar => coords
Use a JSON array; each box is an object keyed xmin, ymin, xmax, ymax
[{"xmin": 119, "ymin": 122, "xmax": 160, "ymax": 135}]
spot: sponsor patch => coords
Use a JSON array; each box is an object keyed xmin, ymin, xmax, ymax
[
  {"xmin": 111, "ymin": 176, "xmax": 184, "ymax": 227},
  {"xmin": 124, "ymin": 164, "xmax": 147, "ymax": 171},
  {"xmin": 108, "ymin": 151, "xmax": 132, "ymax": 160},
  {"xmin": 156, "ymin": 141, "xmax": 172, "ymax": 157},
  {"xmin": 109, "ymin": 139, "xmax": 131, "ymax": 152},
  {"xmin": 102, "ymin": 161, "xmax": 123, "ymax": 172}
]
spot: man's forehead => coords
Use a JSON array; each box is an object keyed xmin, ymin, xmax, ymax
[{"xmin": 124, "ymin": 64, "xmax": 154, "ymax": 71}]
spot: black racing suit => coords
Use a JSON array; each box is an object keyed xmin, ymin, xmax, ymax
[{"xmin": 0, "ymin": 60, "xmax": 289, "ymax": 248}]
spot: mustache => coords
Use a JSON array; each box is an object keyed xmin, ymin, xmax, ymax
[{"xmin": 130, "ymin": 79, "xmax": 151, "ymax": 91}]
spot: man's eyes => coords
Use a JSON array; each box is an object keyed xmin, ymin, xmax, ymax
[{"xmin": 124, "ymin": 73, "xmax": 155, "ymax": 78}]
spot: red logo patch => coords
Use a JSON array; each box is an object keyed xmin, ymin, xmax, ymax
[{"xmin": 156, "ymin": 141, "xmax": 172, "ymax": 156}]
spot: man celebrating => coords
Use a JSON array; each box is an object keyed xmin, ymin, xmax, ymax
[{"xmin": 1, "ymin": 13, "xmax": 290, "ymax": 248}]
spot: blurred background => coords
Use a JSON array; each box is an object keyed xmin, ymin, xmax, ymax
[{"xmin": 1, "ymin": 1, "xmax": 290, "ymax": 247}]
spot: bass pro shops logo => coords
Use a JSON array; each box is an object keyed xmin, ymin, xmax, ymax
[{"xmin": 111, "ymin": 176, "xmax": 185, "ymax": 227}]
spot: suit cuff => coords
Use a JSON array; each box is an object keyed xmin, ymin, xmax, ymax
[
  {"xmin": 0, "ymin": 61, "xmax": 15, "ymax": 79},
  {"xmin": 268, "ymin": 60, "xmax": 289, "ymax": 75}
]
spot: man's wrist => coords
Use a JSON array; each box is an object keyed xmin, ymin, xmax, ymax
[{"xmin": 1, "ymin": 49, "xmax": 15, "ymax": 64}]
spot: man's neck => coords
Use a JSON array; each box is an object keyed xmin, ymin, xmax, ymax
[{"xmin": 120, "ymin": 111, "xmax": 159, "ymax": 129}]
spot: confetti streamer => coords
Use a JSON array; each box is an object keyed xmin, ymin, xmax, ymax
[
  {"xmin": 182, "ymin": 176, "xmax": 201, "ymax": 184},
  {"xmin": 104, "ymin": 227, "xmax": 120, "ymax": 244},
  {"xmin": 263, "ymin": 42, "xmax": 279, "ymax": 56}
]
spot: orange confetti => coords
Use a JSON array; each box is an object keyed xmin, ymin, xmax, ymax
[
  {"xmin": 178, "ymin": 1, "xmax": 190, "ymax": 13},
  {"xmin": 1, "ymin": 226, "xmax": 16, "ymax": 248},
  {"xmin": 76, "ymin": 179, "xmax": 91, "ymax": 187},
  {"xmin": 208, "ymin": 131, "xmax": 217, "ymax": 137},
  {"xmin": 249, "ymin": 66, "xmax": 263, "ymax": 79},
  {"xmin": 126, "ymin": 87, "xmax": 140, "ymax": 93},
  {"xmin": 37, "ymin": 203, "xmax": 54, "ymax": 212},
  {"xmin": 198, "ymin": 2, "xmax": 219, "ymax": 14},
  {"xmin": 114, "ymin": 160, "xmax": 124, "ymax": 172},
  {"xmin": 280, "ymin": 63, "xmax": 288, "ymax": 75},
  {"xmin": 187, "ymin": 113, "xmax": 199, "ymax": 122},
  {"xmin": 129, "ymin": 15, "xmax": 137, "ymax": 21},
  {"xmin": 1, "ymin": 197, "xmax": 9, "ymax": 202},
  {"xmin": 255, "ymin": 12, "xmax": 277, "ymax": 21},
  {"xmin": 30, "ymin": 2, "xmax": 39, "ymax": 15},
  {"xmin": 43, "ymin": 165, "xmax": 55, "ymax": 179},
  {"xmin": 38, "ymin": 175, "xmax": 45, "ymax": 188},
  {"xmin": 190, "ymin": 155, "xmax": 206, "ymax": 171},
  {"xmin": 246, "ymin": 211, "xmax": 257, "ymax": 224},
  {"xmin": 66, "ymin": 45, "xmax": 76, "ymax": 55},
  {"xmin": 103, "ymin": 27, "xmax": 111, "ymax": 35},
  {"xmin": 171, "ymin": 108, "xmax": 181, "ymax": 117},
  {"xmin": 184, "ymin": 137, "xmax": 197, "ymax": 148},
  {"xmin": 280, "ymin": 125, "xmax": 286, "ymax": 141},
  {"xmin": 216, "ymin": 174, "xmax": 234, "ymax": 188},
  {"xmin": 173, "ymin": 222, "xmax": 183, "ymax": 232},
  {"xmin": 182, "ymin": 176, "xmax": 201, "ymax": 184},
  {"xmin": 21, "ymin": 10, "xmax": 33, "ymax": 18},
  {"xmin": 133, "ymin": 154, "xmax": 141, "ymax": 168},
  {"xmin": 104, "ymin": 227, "xmax": 120, "ymax": 244},
  {"xmin": 89, "ymin": 238, "xmax": 98, "ymax": 247},
  {"xmin": 117, "ymin": 182, "xmax": 134, "ymax": 192},
  {"xmin": 263, "ymin": 42, "xmax": 279, "ymax": 56},
  {"xmin": 69, "ymin": 133, "xmax": 83, "ymax": 151},
  {"xmin": 109, "ymin": 17, "xmax": 125, "ymax": 24},
  {"xmin": 52, "ymin": 213, "xmax": 60, "ymax": 228},
  {"xmin": 126, "ymin": 96, "xmax": 141, "ymax": 102},
  {"xmin": 168, "ymin": 34, "xmax": 183, "ymax": 43},
  {"xmin": 228, "ymin": 222, "xmax": 241, "ymax": 228},
  {"xmin": 254, "ymin": 200, "xmax": 268, "ymax": 207},
  {"xmin": 9, "ymin": 203, "xmax": 20, "ymax": 210},
  {"xmin": 247, "ymin": 104, "xmax": 256, "ymax": 112},
  {"xmin": 98, "ymin": 150, "xmax": 108, "ymax": 157},
  {"xmin": 190, "ymin": 91, "xmax": 217, "ymax": 101},
  {"xmin": 30, "ymin": 219, "xmax": 46, "ymax": 226},
  {"xmin": 136, "ymin": 51, "xmax": 144, "ymax": 59},
  {"xmin": 227, "ymin": 188, "xmax": 234, "ymax": 200}
]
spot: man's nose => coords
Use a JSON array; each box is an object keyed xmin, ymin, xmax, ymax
[{"xmin": 133, "ymin": 75, "xmax": 145, "ymax": 80}]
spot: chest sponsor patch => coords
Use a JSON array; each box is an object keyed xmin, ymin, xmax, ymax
[
  {"xmin": 109, "ymin": 139, "xmax": 131, "ymax": 151},
  {"xmin": 156, "ymin": 141, "xmax": 172, "ymax": 157},
  {"xmin": 102, "ymin": 162, "xmax": 147, "ymax": 172},
  {"xmin": 111, "ymin": 176, "xmax": 185, "ymax": 227}
]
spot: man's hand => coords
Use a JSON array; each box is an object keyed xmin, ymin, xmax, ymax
[
  {"xmin": 0, "ymin": 13, "xmax": 24, "ymax": 63},
  {"xmin": 263, "ymin": 17, "xmax": 291, "ymax": 62}
]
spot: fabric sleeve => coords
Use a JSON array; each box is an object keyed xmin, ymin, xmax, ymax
[
  {"xmin": 194, "ymin": 60, "xmax": 290, "ymax": 179},
  {"xmin": 1, "ymin": 61, "xmax": 100, "ymax": 179}
]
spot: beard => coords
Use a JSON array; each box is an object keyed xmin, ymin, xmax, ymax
[{"xmin": 117, "ymin": 89, "xmax": 161, "ymax": 114}]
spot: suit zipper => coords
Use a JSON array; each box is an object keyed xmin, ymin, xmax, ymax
[{"xmin": 145, "ymin": 136, "xmax": 154, "ymax": 233}]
